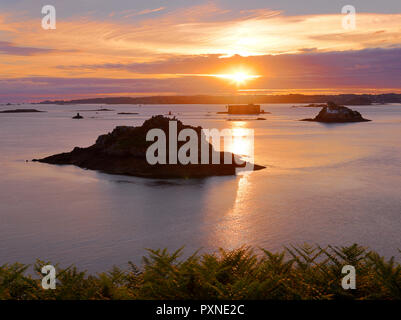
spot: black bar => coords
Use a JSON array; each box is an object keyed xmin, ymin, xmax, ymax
[{"xmin": 1, "ymin": 300, "xmax": 399, "ymax": 318}]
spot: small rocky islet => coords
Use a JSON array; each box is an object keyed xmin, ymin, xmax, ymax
[
  {"xmin": 0, "ymin": 109, "xmax": 45, "ymax": 113},
  {"xmin": 292, "ymin": 103, "xmax": 327, "ymax": 108},
  {"xmin": 33, "ymin": 115, "xmax": 265, "ymax": 178},
  {"xmin": 300, "ymin": 102, "xmax": 371, "ymax": 123},
  {"xmin": 72, "ymin": 113, "xmax": 84, "ymax": 119}
]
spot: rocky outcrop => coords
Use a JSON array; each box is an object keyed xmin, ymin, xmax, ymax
[
  {"xmin": 301, "ymin": 102, "xmax": 371, "ymax": 123},
  {"xmin": 77, "ymin": 108, "xmax": 114, "ymax": 112},
  {"xmin": 33, "ymin": 115, "xmax": 265, "ymax": 178},
  {"xmin": 0, "ymin": 109, "xmax": 45, "ymax": 113},
  {"xmin": 292, "ymin": 104, "xmax": 327, "ymax": 108}
]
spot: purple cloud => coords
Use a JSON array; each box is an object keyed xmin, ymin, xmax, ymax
[
  {"xmin": 0, "ymin": 41, "xmax": 56, "ymax": 56},
  {"xmin": 57, "ymin": 48, "xmax": 401, "ymax": 88},
  {"xmin": 1, "ymin": 48, "xmax": 401, "ymax": 102}
]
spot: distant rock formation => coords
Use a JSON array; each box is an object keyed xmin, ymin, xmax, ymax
[
  {"xmin": 301, "ymin": 102, "xmax": 371, "ymax": 123},
  {"xmin": 343, "ymin": 96, "xmax": 372, "ymax": 106},
  {"xmin": 292, "ymin": 104, "xmax": 327, "ymax": 108},
  {"xmin": 77, "ymin": 108, "xmax": 114, "ymax": 112},
  {"xmin": 33, "ymin": 115, "xmax": 265, "ymax": 178},
  {"xmin": 38, "ymin": 93, "xmax": 401, "ymax": 105},
  {"xmin": 0, "ymin": 109, "xmax": 45, "ymax": 113}
]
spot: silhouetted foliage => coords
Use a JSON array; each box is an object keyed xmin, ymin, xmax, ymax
[{"xmin": 1, "ymin": 244, "xmax": 400, "ymax": 300}]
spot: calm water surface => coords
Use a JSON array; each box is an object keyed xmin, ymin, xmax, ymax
[{"xmin": 0, "ymin": 103, "xmax": 400, "ymax": 271}]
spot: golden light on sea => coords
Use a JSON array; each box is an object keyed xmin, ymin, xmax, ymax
[
  {"xmin": 230, "ymin": 126, "xmax": 254, "ymax": 157},
  {"xmin": 224, "ymin": 122, "xmax": 255, "ymax": 170}
]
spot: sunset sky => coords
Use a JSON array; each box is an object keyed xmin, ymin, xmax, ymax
[{"xmin": 0, "ymin": 0, "xmax": 400, "ymax": 102}]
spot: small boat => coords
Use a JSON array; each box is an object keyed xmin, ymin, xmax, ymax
[{"xmin": 72, "ymin": 113, "xmax": 83, "ymax": 119}]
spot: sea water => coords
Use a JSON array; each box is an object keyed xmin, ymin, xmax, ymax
[{"xmin": 0, "ymin": 103, "xmax": 400, "ymax": 272}]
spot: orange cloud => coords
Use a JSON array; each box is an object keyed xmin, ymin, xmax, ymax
[{"xmin": 0, "ymin": 5, "xmax": 400, "ymax": 80}]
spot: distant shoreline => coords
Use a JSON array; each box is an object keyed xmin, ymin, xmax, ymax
[{"xmin": 35, "ymin": 93, "xmax": 401, "ymax": 106}]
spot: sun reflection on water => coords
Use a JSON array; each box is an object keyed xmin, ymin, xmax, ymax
[
  {"xmin": 214, "ymin": 173, "xmax": 253, "ymax": 250},
  {"xmin": 226, "ymin": 121, "xmax": 254, "ymax": 159}
]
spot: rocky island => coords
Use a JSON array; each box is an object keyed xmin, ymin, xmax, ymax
[
  {"xmin": 0, "ymin": 109, "xmax": 45, "ymax": 113},
  {"xmin": 33, "ymin": 115, "xmax": 265, "ymax": 178},
  {"xmin": 301, "ymin": 102, "xmax": 371, "ymax": 123}
]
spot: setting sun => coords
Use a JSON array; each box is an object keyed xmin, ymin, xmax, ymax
[{"xmin": 214, "ymin": 72, "xmax": 261, "ymax": 85}]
